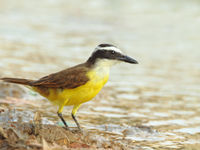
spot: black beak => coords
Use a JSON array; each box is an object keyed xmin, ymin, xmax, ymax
[{"xmin": 118, "ymin": 55, "xmax": 138, "ymax": 64}]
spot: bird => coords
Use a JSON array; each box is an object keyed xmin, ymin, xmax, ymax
[{"xmin": 0, "ymin": 44, "xmax": 138, "ymax": 130}]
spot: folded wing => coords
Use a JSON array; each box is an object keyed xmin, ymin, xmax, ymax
[{"xmin": 31, "ymin": 64, "xmax": 89, "ymax": 89}]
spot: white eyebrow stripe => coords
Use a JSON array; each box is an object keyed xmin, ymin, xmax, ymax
[{"xmin": 96, "ymin": 46, "xmax": 122, "ymax": 53}]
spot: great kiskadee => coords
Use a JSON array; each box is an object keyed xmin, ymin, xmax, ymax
[{"xmin": 0, "ymin": 44, "xmax": 138, "ymax": 130}]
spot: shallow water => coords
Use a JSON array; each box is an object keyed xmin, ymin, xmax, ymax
[{"xmin": 0, "ymin": 0, "xmax": 200, "ymax": 149}]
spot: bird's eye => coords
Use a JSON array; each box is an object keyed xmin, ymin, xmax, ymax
[{"xmin": 111, "ymin": 50, "xmax": 115, "ymax": 54}]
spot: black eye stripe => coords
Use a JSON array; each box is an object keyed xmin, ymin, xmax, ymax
[
  {"xmin": 87, "ymin": 49, "xmax": 122, "ymax": 64},
  {"xmin": 94, "ymin": 49, "xmax": 121, "ymax": 58}
]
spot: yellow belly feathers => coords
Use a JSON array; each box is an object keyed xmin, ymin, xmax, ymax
[{"xmin": 33, "ymin": 69, "xmax": 109, "ymax": 107}]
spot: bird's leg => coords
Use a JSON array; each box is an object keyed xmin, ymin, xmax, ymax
[
  {"xmin": 72, "ymin": 104, "xmax": 81, "ymax": 130},
  {"xmin": 57, "ymin": 112, "xmax": 69, "ymax": 130},
  {"xmin": 57, "ymin": 105, "xmax": 69, "ymax": 130},
  {"xmin": 72, "ymin": 114, "xmax": 81, "ymax": 130}
]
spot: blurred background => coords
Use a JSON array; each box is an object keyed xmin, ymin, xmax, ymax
[{"xmin": 0, "ymin": 0, "xmax": 200, "ymax": 149}]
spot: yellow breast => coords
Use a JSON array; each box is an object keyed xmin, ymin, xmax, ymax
[{"xmin": 64, "ymin": 70, "xmax": 109, "ymax": 105}]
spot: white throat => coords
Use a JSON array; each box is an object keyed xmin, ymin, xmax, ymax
[
  {"xmin": 92, "ymin": 59, "xmax": 119, "ymax": 78},
  {"xmin": 95, "ymin": 58, "xmax": 120, "ymax": 68}
]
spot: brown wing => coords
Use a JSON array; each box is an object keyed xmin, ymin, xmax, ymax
[{"xmin": 30, "ymin": 63, "xmax": 89, "ymax": 89}]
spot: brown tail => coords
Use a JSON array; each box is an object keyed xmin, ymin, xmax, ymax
[{"xmin": 0, "ymin": 77, "xmax": 34, "ymax": 86}]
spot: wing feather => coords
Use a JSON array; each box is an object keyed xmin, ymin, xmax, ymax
[{"xmin": 31, "ymin": 64, "xmax": 89, "ymax": 89}]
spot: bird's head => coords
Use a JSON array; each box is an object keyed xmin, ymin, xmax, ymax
[{"xmin": 87, "ymin": 44, "xmax": 138, "ymax": 67}]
